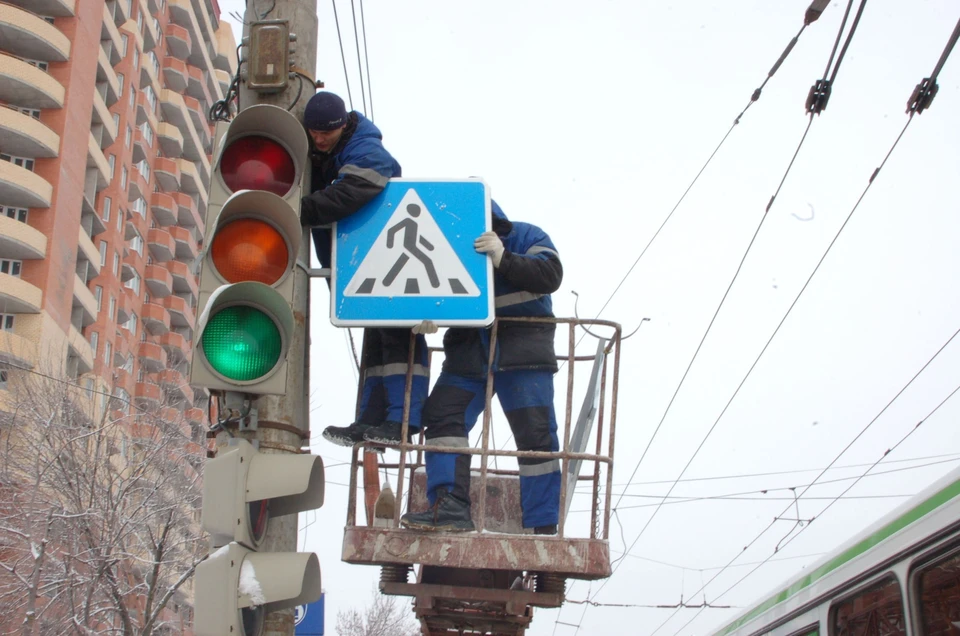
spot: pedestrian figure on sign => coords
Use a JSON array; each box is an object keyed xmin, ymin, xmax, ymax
[{"xmin": 383, "ymin": 203, "xmax": 440, "ymax": 289}]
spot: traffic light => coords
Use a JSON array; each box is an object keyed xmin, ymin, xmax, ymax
[
  {"xmin": 194, "ymin": 439, "xmax": 324, "ymax": 635},
  {"xmin": 190, "ymin": 104, "xmax": 309, "ymax": 395}
]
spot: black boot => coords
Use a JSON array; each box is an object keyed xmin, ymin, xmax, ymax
[
  {"xmin": 322, "ymin": 422, "xmax": 378, "ymax": 448},
  {"xmin": 363, "ymin": 421, "xmax": 419, "ymax": 445},
  {"xmin": 400, "ymin": 489, "xmax": 475, "ymax": 532}
]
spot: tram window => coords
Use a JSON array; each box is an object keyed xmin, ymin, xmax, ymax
[
  {"xmin": 831, "ymin": 577, "xmax": 906, "ymax": 636},
  {"xmin": 916, "ymin": 549, "xmax": 960, "ymax": 635},
  {"xmin": 790, "ymin": 628, "xmax": 819, "ymax": 636}
]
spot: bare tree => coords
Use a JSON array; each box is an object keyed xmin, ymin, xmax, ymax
[
  {"xmin": 335, "ymin": 587, "xmax": 421, "ymax": 636},
  {"xmin": 0, "ymin": 365, "xmax": 207, "ymax": 635}
]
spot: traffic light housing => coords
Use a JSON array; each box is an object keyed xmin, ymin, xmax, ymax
[
  {"xmin": 195, "ymin": 439, "xmax": 324, "ymax": 635},
  {"xmin": 194, "ymin": 543, "xmax": 321, "ymax": 635},
  {"xmin": 190, "ymin": 104, "xmax": 309, "ymax": 395}
]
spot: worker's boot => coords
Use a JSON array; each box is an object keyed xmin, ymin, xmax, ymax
[
  {"xmin": 322, "ymin": 422, "xmax": 381, "ymax": 450},
  {"xmin": 363, "ymin": 421, "xmax": 419, "ymax": 446},
  {"xmin": 400, "ymin": 488, "xmax": 475, "ymax": 532}
]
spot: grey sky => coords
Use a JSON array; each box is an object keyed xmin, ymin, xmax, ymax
[{"xmin": 220, "ymin": 1, "xmax": 959, "ymax": 633}]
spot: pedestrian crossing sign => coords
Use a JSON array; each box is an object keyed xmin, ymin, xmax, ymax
[{"xmin": 331, "ymin": 179, "xmax": 495, "ymax": 327}]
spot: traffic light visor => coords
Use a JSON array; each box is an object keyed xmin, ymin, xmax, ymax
[
  {"xmin": 196, "ymin": 282, "xmax": 294, "ymax": 387},
  {"xmin": 213, "ymin": 104, "xmax": 309, "ymax": 201},
  {"xmin": 207, "ymin": 189, "xmax": 301, "ymax": 288}
]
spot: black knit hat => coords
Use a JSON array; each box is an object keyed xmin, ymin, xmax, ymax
[{"xmin": 304, "ymin": 92, "xmax": 348, "ymax": 131}]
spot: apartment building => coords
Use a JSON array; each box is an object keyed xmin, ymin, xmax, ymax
[
  {"xmin": 0, "ymin": 0, "xmax": 235, "ymax": 418},
  {"xmin": 0, "ymin": 0, "xmax": 236, "ymax": 626}
]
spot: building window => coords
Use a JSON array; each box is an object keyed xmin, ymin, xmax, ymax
[
  {"xmin": 90, "ymin": 331, "xmax": 99, "ymax": 356},
  {"xmin": 2, "ymin": 206, "xmax": 28, "ymax": 222},
  {"xmin": 102, "ymin": 197, "xmax": 112, "ymax": 222},
  {"xmin": 0, "ymin": 371, "xmax": 8, "ymax": 391},
  {"xmin": 125, "ymin": 125, "xmax": 132, "ymax": 149},
  {"xmin": 95, "ymin": 286, "xmax": 103, "ymax": 312},
  {"xmin": 108, "ymin": 154, "xmax": 116, "ymax": 179},
  {"xmin": 99, "ymin": 240, "xmax": 107, "ymax": 267},
  {"xmin": 0, "ymin": 260, "xmax": 23, "ymax": 277},
  {"xmin": 136, "ymin": 160, "xmax": 150, "ymax": 183},
  {"xmin": 120, "ymin": 34, "xmax": 129, "ymax": 57},
  {"xmin": 133, "ymin": 48, "xmax": 140, "ymax": 72},
  {"xmin": 133, "ymin": 198, "xmax": 146, "ymax": 218},
  {"xmin": 120, "ymin": 167, "xmax": 128, "ymax": 190},
  {"xmin": 129, "ymin": 84, "xmax": 136, "ymax": 108},
  {"xmin": 42, "ymin": 16, "xmax": 56, "ymax": 25},
  {"xmin": 125, "ymin": 313, "xmax": 137, "ymax": 337},
  {"xmin": 0, "ymin": 314, "xmax": 14, "ymax": 332},
  {"xmin": 112, "ymin": 252, "xmax": 120, "ymax": 276},
  {"xmin": 105, "ymin": 342, "xmax": 113, "ymax": 365},
  {"xmin": 112, "ymin": 112, "xmax": 120, "ymax": 132},
  {"xmin": 117, "ymin": 209, "xmax": 124, "ymax": 231},
  {"xmin": 0, "ymin": 155, "xmax": 35, "ymax": 171},
  {"xmin": 109, "ymin": 296, "xmax": 116, "ymax": 321},
  {"xmin": 25, "ymin": 59, "xmax": 49, "ymax": 72},
  {"xmin": 125, "ymin": 273, "xmax": 140, "ymax": 295},
  {"xmin": 117, "ymin": 72, "xmax": 124, "ymax": 97},
  {"xmin": 129, "ymin": 232, "xmax": 144, "ymax": 256},
  {"xmin": 17, "ymin": 108, "xmax": 41, "ymax": 120}
]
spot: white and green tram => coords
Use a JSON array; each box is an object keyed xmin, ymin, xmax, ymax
[{"xmin": 711, "ymin": 466, "xmax": 960, "ymax": 636}]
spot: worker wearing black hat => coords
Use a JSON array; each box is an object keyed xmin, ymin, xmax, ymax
[{"xmin": 300, "ymin": 91, "xmax": 430, "ymax": 448}]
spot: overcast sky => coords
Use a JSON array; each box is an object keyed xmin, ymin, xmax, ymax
[{"xmin": 220, "ymin": 1, "xmax": 960, "ymax": 633}]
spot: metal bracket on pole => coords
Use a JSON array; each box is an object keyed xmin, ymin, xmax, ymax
[
  {"xmin": 296, "ymin": 260, "xmax": 330, "ymax": 278},
  {"xmin": 223, "ymin": 391, "xmax": 259, "ymax": 431}
]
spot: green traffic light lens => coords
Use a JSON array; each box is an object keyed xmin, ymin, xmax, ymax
[{"xmin": 201, "ymin": 306, "xmax": 282, "ymax": 382}]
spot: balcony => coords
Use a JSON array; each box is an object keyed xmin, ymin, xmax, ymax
[
  {"xmin": 124, "ymin": 206, "xmax": 147, "ymax": 241},
  {"xmin": 0, "ymin": 214, "xmax": 46, "ymax": 260},
  {"xmin": 167, "ymin": 259, "xmax": 197, "ymax": 300},
  {"xmin": 0, "ymin": 107, "xmax": 58, "ymax": 158},
  {"xmin": 162, "ymin": 57, "xmax": 188, "ymax": 93},
  {"xmin": 67, "ymin": 324, "xmax": 94, "ymax": 374},
  {"xmin": 165, "ymin": 22, "xmax": 191, "ymax": 60},
  {"xmin": 0, "ymin": 3, "xmax": 71, "ymax": 61},
  {"xmin": 142, "ymin": 302, "xmax": 171, "ymax": 335},
  {"xmin": 159, "ymin": 330, "xmax": 188, "ymax": 359},
  {"xmin": 135, "ymin": 91, "xmax": 158, "ymax": 130},
  {"xmin": 176, "ymin": 158, "xmax": 203, "ymax": 195},
  {"xmin": 215, "ymin": 69, "xmax": 231, "ymax": 97},
  {"xmin": 186, "ymin": 63, "xmax": 212, "ymax": 108},
  {"xmin": 157, "ymin": 122, "xmax": 183, "ymax": 159},
  {"xmin": 134, "ymin": 380, "xmax": 162, "ymax": 408},
  {"xmin": 132, "ymin": 127, "xmax": 150, "ymax": 164},
  {"xmin": 149, "ymin": 191, "xmax": 177, "ymax": 227},
  {"xmin": 0, "ymin": 329, "xmax": 38, "ymax": 369},
  {"xmin": 170, "ymin": 226, "xmax": 198, "ymax": 262},
  {"xmin": 182, "ymin": 95, "xmax": 209, "ymax": 147},
  {"xmin": 77, "ymin": 227, "xmax": 101, "ymax": 277},
  {"xmin": 161, "ymin": 295, "xmax": 195, "ymax": 330},
  {"xmin": 172, "ymin": 192, "xmax": 204, "ymax": 237},
  {"xmin": 127, "ymin": 166, "xmax": 149, "ymax": 203},
  {"xmin": 120, "ymin": 249, "xmax": 143, "ymax": 283},
  {"xmin": 101, "ymin": 4, "xmax": 123, "ymax": 66},
  {"xmin": 137, "ymin": 341, "xmax": 167, "ymax": 371},
  {"xmin": 108, "ymin": 0, "xmax": 129, "ymax": 26},
  {"xmin": 0, "ymin": 158, "xmax": 52, "ymax": 209},
  {"xmin": 0, "ymin": 53, "xmax": 65, "ymax": 109},
  {"xmin": 139, "ymin": 0, "xmax": 158, "ymax": 51},
  {"xmin": 0, "ymin": 273, "xmax": 41, "ymax": 314},
  {"xmin": 169, "ymin": 0, "xmax": 216, "ymax": 84},
  {"xmin": 145, "ymin": 264, "xmax": 173, "ymax": 298},
  {"xmin": 157, "ymin": 368, "xmax": 193, "ymax": 404},
  {"xmin": 115, "ymin": 289, "xmax": 133, "ymax": 325},
  {"xmin": 3, "ymin": 0, "xmax": 75, "ymax": 17},
  {"xmin": 147, "ymin": 228, "xmax": 175, "ymax": 262},
  {"xmin": 95, "ymin": 46, "xmax": 120, "ymax": 106},
  {"xmin": 113, "ymin": 367, "xmax": 134, "ymax": 396},
  {"xmin": 154, "ymin": 157, "xmax": 181, "ymax": 192},
  {"xmin": 72, "ymin": 274, "xmax": 97, "ymax": 327},
  {"xmin": 159, "ymin": 89, "xmax": 208, "ymax": 167},
  {"xmin": 91, "ymin": 88, "xmax": 118, "ymax": 147},
  {"xmin": 139, "ymin": 51, "xmax": 160, "ymax": 93},
  {"xmin": 87, "ymin": 132, "xmax": 110, "ymax": 190}
]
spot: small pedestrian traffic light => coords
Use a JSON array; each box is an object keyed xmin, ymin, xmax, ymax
[{"xmin": 190, "ymin": 104, "xmax": 308, "ymax": 395}]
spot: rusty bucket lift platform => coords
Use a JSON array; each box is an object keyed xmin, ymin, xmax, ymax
[{"xmin": 340, "ymin": 318, "xmax": 622, "ymax": 636}]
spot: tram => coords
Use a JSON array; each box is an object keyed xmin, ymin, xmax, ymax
[
  {"xmin": 710, "ymin": 465, "xmax": 960, "ymax": 636},
  {"xmin": 340, "ymin": 317, "xmax": 621, "ymax": 635}
]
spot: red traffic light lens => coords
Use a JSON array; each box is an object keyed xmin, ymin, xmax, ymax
[
  {"xmin": 211, "ymin": 218, "xmax": 289, "ymax": 285},
  {"xmin": 219, "ymin": 135, "xmax": 296, "ymax": 197}
]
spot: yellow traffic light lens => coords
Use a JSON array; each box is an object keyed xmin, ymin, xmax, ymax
[{"xmin": 211, "ymin": 219, "xmax": 289, "ymax": 285}]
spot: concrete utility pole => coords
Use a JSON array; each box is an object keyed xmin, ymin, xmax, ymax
[{"xmin": 238, "ymin": 2, "xmax": 317, "ymax": 635}]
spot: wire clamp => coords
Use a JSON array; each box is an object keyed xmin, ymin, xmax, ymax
[
  {"xmin": 805, "ymin": 78, "xmax": 831, "ymax": 115},
  {"xmin": 906, "ymin": 77, "xmax": 938, "ymax": 115}
]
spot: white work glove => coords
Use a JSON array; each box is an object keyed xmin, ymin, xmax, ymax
[
  {"xmin": 411, "ymin": 320, "xmax": 438, "ymax": 335},
  {"xmin": 474, "ymin": 231, "xmax": 505, "ymax": 268}
]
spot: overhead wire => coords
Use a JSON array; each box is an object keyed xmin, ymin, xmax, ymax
[
  {"xmin": 330, "ymin": 0, "xmax": 355, "ymax": 109},
  {"xmin": 349, "ymin": 0, "xmax": 368, "ymax": 114},
  {"xmin": 664, "ymin": 376, "xmax": 960, "ymax": 636},
  {"xmin": 359, "ymin": 0, "xmax": 375, "ymax": 121}
]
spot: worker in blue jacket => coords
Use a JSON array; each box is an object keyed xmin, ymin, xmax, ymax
[
  {"xmin": 299, "ymin": 92, "xmax": 428, "ymax": 447},
  {"xmin": 400, "ymin": 201, "xmax": 563, "ymax": 534}
]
